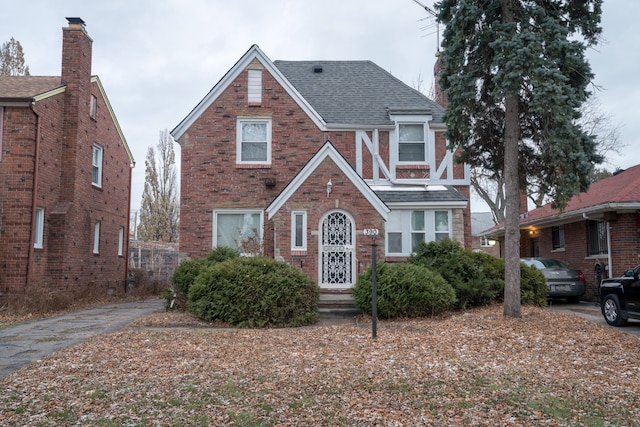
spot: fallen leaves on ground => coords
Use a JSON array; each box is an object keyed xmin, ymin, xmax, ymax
[{"xmin": 1, "ymin": 305, "xmax": 639, "ymax": 426}]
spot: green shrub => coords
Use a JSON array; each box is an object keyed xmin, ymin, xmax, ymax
[
  {"xmin": 169, "ymin": 247, "xmax": 240, "ymax": 310},
  {"xmin": 520, "ymin": 263, "xmax": 548, "ymax": 307},
  {"xmin": 352, "ymin": 262, "xmax": 456, "ymax": 318},
  {"xmin": 409, "ymin": 239, "xmax": 547, "ymax": 308},
  {"xmin": 410, "ymin": 240, "xmax": 503, "ymax": 309},
  {"xmin": 187, "ymin": 256, "xmax": 319, "ymax": 327}
]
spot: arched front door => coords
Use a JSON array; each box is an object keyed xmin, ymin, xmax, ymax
[{"xmin": 319, "ymin": 210, "xmax": 355, "ymax": 288}]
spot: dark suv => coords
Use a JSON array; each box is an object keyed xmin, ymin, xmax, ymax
[{"xmin": 600, "ymin": 264, "xmax": 640, "ymax": 326}]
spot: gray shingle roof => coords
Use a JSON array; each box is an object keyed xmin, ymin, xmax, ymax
[
  {"xmin": 374, "ymin": 186, "xmax": 467, "ymax": 204},
  {"xmin": 0, "ymin": 76, "xmax": 63, "ymax": 99},
  {"xmin": 273, "ymin": 60, "xmax": 444, "ymax": 126}
]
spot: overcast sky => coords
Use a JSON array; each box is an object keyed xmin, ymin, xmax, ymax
[{"xmin": 2, "ymin": 0, "xmax": 637, "ymax": 215}]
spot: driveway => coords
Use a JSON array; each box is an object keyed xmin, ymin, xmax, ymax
[
  {"xmin": 0, "ymin": 298, "xmax": 164, "ymax": 378},
  {"xmin": 547, "ymin": 300, "xmax": 640, "ymax": 337}
]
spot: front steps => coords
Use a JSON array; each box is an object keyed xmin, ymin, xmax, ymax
[{"xmin": 318, "ymin": 290, "xmax": 360, "ymax": 317}]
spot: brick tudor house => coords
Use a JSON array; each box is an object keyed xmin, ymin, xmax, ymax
[
  {"xmin": 0, "ymin": 18, "xmax": 134, "ymax": 301},
  {"xmin": 487, "ymin": 165, "xmax": 640, "ymax": 300},
  {"xmin": 171, "ymin": 45, "xmax": 471, "ymax": 292}
]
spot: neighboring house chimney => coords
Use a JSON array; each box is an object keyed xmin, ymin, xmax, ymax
[
  {"xmin": 433, "ymin": 51, "xmax": 447, "ymax": 109},
  {"xmin": 60, "ymin": 17, "xmax": 93, "ymax": 202}
]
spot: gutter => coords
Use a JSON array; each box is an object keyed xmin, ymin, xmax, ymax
[{"xmin": 26, "ymin": 101, "xmax": 41, "ymax": 289}]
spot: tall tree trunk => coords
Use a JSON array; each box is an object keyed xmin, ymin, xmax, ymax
[
  {"xmin": 503, "ymin": 95, "xmax": 522, "ymax": 318},
  {"xmin": 502, "ymin": 0, "xmax": 522, "ymax": 318}
]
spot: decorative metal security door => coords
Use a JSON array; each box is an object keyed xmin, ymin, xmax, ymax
[{"xmin": 320, "ymin": 211, "xmax": 354, "ymax": 287}]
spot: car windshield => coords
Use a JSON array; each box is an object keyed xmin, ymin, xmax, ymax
[{"xmin": 522, "ymin": 259, "xmax": 568, "ymax": 270}]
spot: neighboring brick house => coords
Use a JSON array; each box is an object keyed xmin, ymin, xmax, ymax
[
  {"xmin": 488, "ymin": 165, "xmax": 640, "ymax": 300},
  {"xmin": 471, "ymin": 212, "xmax": 499, "ymax": 257},
  {"xmin": 0, "ymin": 18, "xmax": 134, "ymax": 300},
  {"xmin": 171, "ymin": 45, "xmax": 470, "ymax": 291}
]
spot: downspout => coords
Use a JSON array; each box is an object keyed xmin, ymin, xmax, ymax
[
  {"xmin": 26, "ymin": 102, "xmax": 42, "ymax": 289},
  {"xmin": 125, "ymin": 161, "xmax": 134, "ymax": 293},
  {"xmin": 583, "ymin": 213, "xmax": 612, "ymax": 278}
]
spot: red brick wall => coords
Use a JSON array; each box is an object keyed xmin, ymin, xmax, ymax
[
  {"xmin": 520, "ymin": 213, "xmax": 640, "ymax": 300},
  {"xmin": 177, "ymin": 62, "xmax": 471, "ymax": 278},
  {"xmin": 0, "ymin": 22, "xmax": 131, "ymax": 299},
  {"xmin": 270, "ymin": 157, "xmax": 386, "ymax": 283}
]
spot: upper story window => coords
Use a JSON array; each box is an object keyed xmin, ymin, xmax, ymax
[
  {"xmin": 552, "ymin": 225, "xmax": 565, "ymax": 250},
  {"xmin": 118, "ymin": 227, "xmax": 124, "ymax": 256},
  {"xmin": 236, "ymin": 118, "xmax": 271, "ymax": 165},
  {"xmin": 92, "ymin": 144, "xmax": 103, "ymax": 187},
  {"xmin": 247, "ymin": 69, "xmax": 262, "ymax": 104},
  {"xmin": 398, "ymin": 123, "xmax": 426, "ymax": 163},
  {"xmin": 90, "ymin": 95, "xmax": 97, "ymax": 120}
]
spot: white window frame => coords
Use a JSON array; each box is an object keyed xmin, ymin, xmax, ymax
[
  {"xmin": 291, "ymin": 210, "xmax": 307, "ymax": 251},
  {"xmin": 385, "ymin": 209, "xmax": 452, "ymax": 256},
  {"xmin": 236, "ymin": 118, "xmax": 272, "ymax": 165},
  {"xmin": 118, "ymin": 227, "xmax": 124, "ymax": 256},
  {"xmin": 34, "ymin": 207, "xmax": 44, "ymax": 249},
  {"xmin": 398, "ymin": 123, "xmax": 427, "ymax": 163},
  {"xmin": 213, "ymin": 209, "xmax": 264, "ymax": 255},
  {"xmin": 247, "ymin": 69, "xmax": 262, "ymax": 104},
  {"xmin": 92, "ymin": 144, "xmax": 103, "ymax": 187},
  {"xmin": 93, "ymin": 221, "xmax": 101, "ymax": 254},
  {"xmin": 552, "ymin": 225, "xmax": 565, "ymax": 251}
]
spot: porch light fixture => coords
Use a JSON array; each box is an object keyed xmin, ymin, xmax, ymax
[{"xmin": 326, "ymin": 179, "xmax": 332, "ymax": 196}]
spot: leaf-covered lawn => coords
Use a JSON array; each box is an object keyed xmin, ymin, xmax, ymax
[{"xmin": 1, "ymin": 305, "xmax": 639, "ymax": 426}]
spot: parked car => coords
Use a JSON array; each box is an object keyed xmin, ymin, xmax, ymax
[
  {"xmin": 521, "ymin": 258, "xmax": 586, "ymax": 303},
  {"xmin": 600, "ymin": 264, "xmax": 640, "ymax": 326}
]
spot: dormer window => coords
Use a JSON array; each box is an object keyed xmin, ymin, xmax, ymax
[
  {"xmin": 248, "ymin": 69, "xmax": 262, "ymax": 104},
  {"xmin": 398, "ymin": 123, "xmax": 426, "ymax": 162}
]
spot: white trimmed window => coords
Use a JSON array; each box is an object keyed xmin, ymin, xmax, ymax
[
  {"xmin": 291, "ymin": 211, "xmax": 307, "ymax": 251},
  {"xmin": 93, "ymin": 221, "xmax": 101, "ymax": 254},
  {"xmin": 248, "ymin": 69, "xmax": 262, "ymax": 104},
  {"xmin": 236, "ymin": 118, "xmax": 272, "ymax": 165},
  {"xmin": 213, "ymin": 210, "xmax": 263, "ymax": 255},
  {"xmin": 386, "ymin": 210, "xmax": 452, "ymax": 256},
  {"xmin": 552, "ymin": 225, "xmax": 565, "ymax": 250},
  {"xmin": 92, "ymin": 144, "xmax": 103, "ymax": 187},
  {"xmin": 0, "ymin": 106, "xmax": 4, "ymax": 162},
  {"xmin": 118, "ymin": 227, "xmax": 124, "ymax": 256},
  {"xmin": 34, "ymin": 207, "xmax": 44, "ymax": 249},
  {"xmin": 398, "ymin": 123, "xmax": 427, "ymax": 163}
]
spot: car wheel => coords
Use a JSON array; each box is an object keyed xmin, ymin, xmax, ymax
[{"xmin": 602, "ymin": 294, "xmax": 627, "ymax": 327}]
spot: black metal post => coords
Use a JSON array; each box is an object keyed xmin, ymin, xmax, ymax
[{"xmin": 371, "ymin": 239, "xmax": 377, "ymax": 339}]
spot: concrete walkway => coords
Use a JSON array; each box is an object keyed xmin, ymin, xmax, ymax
[{"xmin": 0, "ymin": 298, "xmax": 164, "ymax": 378}]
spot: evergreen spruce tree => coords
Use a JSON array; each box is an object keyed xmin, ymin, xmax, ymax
[
  {"xmin": 435, "ymin": 0, "xmax": 603, "ymax": 317},
  {"xmin": 138, "ymin": 130, "xmax": 179, "ymax": 242}
]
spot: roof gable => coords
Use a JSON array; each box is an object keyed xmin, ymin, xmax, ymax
[
  {"xmin": 171, "ymin": 45, "xmax": 325, "ymax": 140},
  {"xmin": 266, "ymin": 141, "xmax": 390, "ymax": 220}
]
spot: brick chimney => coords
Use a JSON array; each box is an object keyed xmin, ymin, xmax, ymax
[
  {"xmin": 433, "ymin": 51, "xmax": 447, "ymax": 109},
  {"xmin": 60, "ymin": 17, "xmax": 93, "ymax": 202}
]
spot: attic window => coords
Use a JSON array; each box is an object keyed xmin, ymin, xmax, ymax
[
  {"xmin": 248, "ymin": 69, "xmax": 262, "ymax": 104},
  {"xmin": 90, "ymin": 95, "xmax": 97, "ymax": 120}
]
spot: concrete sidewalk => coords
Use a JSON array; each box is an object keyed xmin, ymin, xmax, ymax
[{"xmin": 0, "ymin": 298, "xmax": 164, "ymax": 378}]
